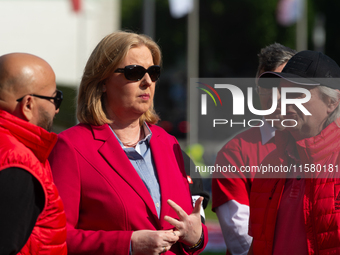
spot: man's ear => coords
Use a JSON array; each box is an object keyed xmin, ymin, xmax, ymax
[
  {"xmin": 19, "ymin": 95, "xmax": 34, "ymax": 122},
  {"xmin": 327, "ymin": 90, "xmax": 340, "ymax": 114}
]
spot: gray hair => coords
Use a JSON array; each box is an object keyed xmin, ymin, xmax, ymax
[
  {"xmin": 318, "ymin": 85, "xmax": 340, "ymax": 127},
  {"xmin": 256, "ymin": 43, "xmax": 297, "ymax": 78}
]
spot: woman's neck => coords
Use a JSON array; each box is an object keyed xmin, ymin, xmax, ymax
[{"xmin": 110, "ymin": 120, "xmax": 144, "ymax": 148}]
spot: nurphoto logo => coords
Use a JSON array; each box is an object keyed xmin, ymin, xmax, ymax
[{"xmin": 198, "ymin": 83, "xmax": 311, "ymax": 116}]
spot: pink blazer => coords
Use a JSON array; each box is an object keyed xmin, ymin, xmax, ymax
[{"xmin": 49, "ymin": 123, "xmax": 208, "ymax": 255}]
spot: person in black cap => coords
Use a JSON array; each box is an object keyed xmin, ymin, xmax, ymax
[
  {"xmin": 212, "ymin": 43, "xmax": 296, "ymax": 255},
  {"xmin": 248, "ymin": 50, "xmax": 340, "ymax": 255}
]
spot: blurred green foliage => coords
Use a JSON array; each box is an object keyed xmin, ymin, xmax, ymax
[
  {"xmin": 121, "ymin": 0, "xmax": 299, "ymax": 138},
  {"xmin": 122, "ymin": 0, "xmax": 297, "ymax": 78},
  {"xmin": 201, "ymin": 252, "xmax": 225, "ymax": 255},
  {"xmin": 205, "ymin": 200, "xmax": 218, "ymax": 221},
  {"xmin": 53, "ymin": 84, "xmax": 77, "ymax": 132},
  {"xmin": 54, "ymin": 0, "xmax": 340, "ymax": 136},
  {"xmin": 314, "ymin": 0, "xmax": 340, "ymax": 60}
]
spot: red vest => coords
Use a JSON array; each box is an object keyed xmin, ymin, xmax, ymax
[
  {"xmin": 250, "ymin": 120, "xmax": 340, "ymax": 255},
  {"xmin": 0, "ymin": 110, "xmax": 67, "ymax": 254},
  {"xmin": 212, "ymin": 127, "xmax": 276, "ymax": 209}
]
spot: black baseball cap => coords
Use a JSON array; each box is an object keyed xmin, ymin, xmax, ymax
[{"xmin": 258, "ymin": 50, "xmax": 340, "ymax": 89}]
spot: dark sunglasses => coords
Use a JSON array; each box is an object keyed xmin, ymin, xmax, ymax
[
  {"xmin": 16, "ymin": 90, "xmax": 63, "ymax": 110},
  {"xmin": 114, "ymin": 65, "xmax": 161, "ymax": 82}
]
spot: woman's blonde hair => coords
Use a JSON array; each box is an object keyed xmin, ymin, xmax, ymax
[{"xmin": 77, "ymin": 31, "xmax": 162, "ymax": 126}]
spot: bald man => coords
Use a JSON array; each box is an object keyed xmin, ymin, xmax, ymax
[{"xmin": 0, "ymin": 53, "xmax": 67, "ymax": 254}]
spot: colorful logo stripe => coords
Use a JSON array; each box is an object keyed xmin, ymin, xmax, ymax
[{"xmin": 197, "ymin": 82, "xmax": 222, "ymax": 106}]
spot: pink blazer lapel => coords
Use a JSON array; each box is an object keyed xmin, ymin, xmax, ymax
[
  {"xmin": 92, "ymin": 124, "xmax": 160, "ymax": 224},
  {"xmin": 149, "ymin": 127, "xmax": 179, "ymax": 226}
]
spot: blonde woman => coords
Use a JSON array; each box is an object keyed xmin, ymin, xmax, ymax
[{"xmin": 49, "ymin": 31, "xmax": 207, "ymax": 255}]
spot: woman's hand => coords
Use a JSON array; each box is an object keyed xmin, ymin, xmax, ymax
[
  {"xmin": 164, "ymin": 197, "xmax": 203, "ymax": 247},
  {"xmin": 131, "ymin": 229, "xmax": 179, "ymax": 255}
]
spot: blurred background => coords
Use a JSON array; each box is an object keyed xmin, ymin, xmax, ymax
[{"xmin": 0, "ymin": 0, "xmax": 338, "ymax": 253}]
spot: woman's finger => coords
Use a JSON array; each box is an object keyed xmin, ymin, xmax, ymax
[
  {"xmin": 167, "ymin": 199, "xmax": 188, "ymax": 220},
  {"xmin": 173, "ymin": 230, "xmax": 181, "ymax": 237},
  {"xmin": 159, "ymin": 245, "xmax": 172, "ymax": 254},
  {"xmin": 192, "ymin": 197, "xmax": 203, "ymax": 214},
  {"xmin": 162, "ymin": 230, "xmax": 179, "ymax": 243},
  {"xmin": 163, "ymin": 215, "xmax": 181, "ymax": 230}
]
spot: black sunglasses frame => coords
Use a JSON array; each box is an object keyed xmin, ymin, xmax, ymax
[
  {"xmin": 16, "ymin": 90, "xmax": 63, "ymax": 110},
  {"xmin": 114, "ymin": 65, "xmax": 161, "ymax": 82}
]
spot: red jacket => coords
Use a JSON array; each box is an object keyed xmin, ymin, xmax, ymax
[
  {"xmin": 49, "ymin": 123, "xmax": 208, "ymax": 255},
  {"xmin": 0, "ymin": 110, "xmax": 67, "ymax": 255},
  {"xmin": 250, "ymin": 120, "xmax": 340, "ymax": 255},
  {"xmin": 212, "ymin": 127, "xmax": 276, "ymax": 209}
]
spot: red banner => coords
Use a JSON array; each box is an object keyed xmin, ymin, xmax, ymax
[{"xmin": 71, "ymin": 0, "xmax": 81, "ymax": 13}]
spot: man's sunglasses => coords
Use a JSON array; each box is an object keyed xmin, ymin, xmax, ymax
[
  {"xmin": 114, "ymin": 65, "xmax": 161, "ymax": 82},
  {"xmin": 16, "ymin": 90, "xmax": 63, "ymax": 110}
]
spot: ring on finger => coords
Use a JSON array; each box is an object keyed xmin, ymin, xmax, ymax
[{"xmin": 163, "ymin": 246, "xmax": 167, "ymax": 253}]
